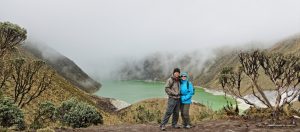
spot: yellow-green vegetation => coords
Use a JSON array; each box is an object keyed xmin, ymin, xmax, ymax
[
  {"xmin": 270, "ymin": 34, "xmax": 300, "ymax": 54},
  {"xmin": 30, "ymin": 98, "xmax": 103, "ymax": 129},
  {"xmin": 3, "ymin": 50, "xmax": 120, "ymax": 127},
  {"xmin": 23, "ymin": 43, "xmax": 101, "ymax": 93},
  {"xmin": 1, "ymin": 53, "xmax": 107, "ymax": 124},
  {"xmin": 0, "ymin": 21, "xmax": 119, "ymax": 130},
  {"xmin": 118, "ymin": 98, "xmax": 215, "ymax": 124},
  {"xmin": 0, "ymin": 97, "xmax": 25, "ymax": 130}
]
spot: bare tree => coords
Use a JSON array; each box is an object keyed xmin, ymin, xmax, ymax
[
  {"xmin": 10, "ymin": 58, "xmax": 54, "ymax": 108},
  {"xmin": 0, "ymin": 60, "xmax": 12, "ymax": 91},
  {"xmin": 0, "ymin": 22, "xmax": 27, "ymax": 59},
  {"xmin": 219, "ymin": 66, "xmax": 258, "ymax": 107},
  {"xmin": 219, "ymin": 50, "xmax": 300, "ymax": 113},
  {"xmin": 258, "ymin": 52, "xmax": 300, "ymax": 111}
]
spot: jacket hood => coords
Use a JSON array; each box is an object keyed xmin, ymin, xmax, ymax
[{"xmin": 180, "ymin": 72, "xmax": 189, "ymax": 80}]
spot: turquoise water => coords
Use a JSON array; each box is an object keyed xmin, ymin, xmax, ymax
[{"xmin": 94, "ymin": 80, "xmax": 234, "ymax": 111}]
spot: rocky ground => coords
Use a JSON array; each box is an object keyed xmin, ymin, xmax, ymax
[{"xmin": 55, "ymin": 119, "xmax": 300, "ymax": 132}]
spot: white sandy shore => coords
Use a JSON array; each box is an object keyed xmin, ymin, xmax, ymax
[
  {"xmin": 109, "ymin": 84, "xmax": 299, "ymax": 111},
  {"xmin": 201, "ymin": 87, "xmax": 299, "ymax": 111}
]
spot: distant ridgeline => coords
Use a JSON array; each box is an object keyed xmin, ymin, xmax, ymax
[
  {"xmin": 116, "ymin": 51, "xmax": 204, "ymax": 85},
  {"xmin": 116, "ymin": 34, "xmax": 300, "ymax": 90},
  {"xmin": 23, "ymin": 43, "xmax": 101, "ymax": 93}
]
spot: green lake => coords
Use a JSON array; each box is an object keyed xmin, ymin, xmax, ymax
[{"xmin": 94, "ymin": 80, "xmax": 234, "ymax": 111}]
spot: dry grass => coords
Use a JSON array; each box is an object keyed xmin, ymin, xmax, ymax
[
  {"xmin": 118, "ymin": 98, "xmax": 214, "ymax": 125},
  {"xmin": 1, "ymin": 47, "xmax": 120, "ymax": 128}
]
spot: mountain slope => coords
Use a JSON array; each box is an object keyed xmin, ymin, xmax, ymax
[
  {"xmin": 269, "ymin": 34, "xmax": 300, "ymax": 54},
  {"xmin": 22, "ymin": 43, "xmax": 101, "ymax": 93},
  {"xmin": 2, "ymin": 45, "xmax": 119, "ymax": 126},
  {"xmin": 198, "ymin": 34, "xmax": 300, "ymax": 92}
]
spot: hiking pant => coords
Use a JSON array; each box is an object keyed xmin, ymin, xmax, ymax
[
  {"xmin": 161, "ymin": 97, "xmax": 180, "ymax": 126},
  {"xmin": 180, "ymin": 103, "xmax": 191, "ymax": 126}
]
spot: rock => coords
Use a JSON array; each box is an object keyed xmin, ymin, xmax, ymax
[{"xmin": 110, "ymin": 99, "xmax": 131, "ymax": 110}]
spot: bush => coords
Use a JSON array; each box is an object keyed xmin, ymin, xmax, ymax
[
  {"xmin": 242, "ymin": 106, "xmax": 298, "ymax": 122},
  {"xmin": 133, "ymin": 105, "xmax": 159, "ymax": 123},
  {"xmin": 56, "ymin": 98, "xmax": 103, "ymax": 128},
  {"xmin": 0, "ymin": 97, "xmax": 25, "ymax": 130},
  {"xmin": 222, "ymin": 100, "xmax": 239, "ymax": 116},
  {"xmin": 31, "ymin": 101, "xmax": 56, "ymax": 129}
]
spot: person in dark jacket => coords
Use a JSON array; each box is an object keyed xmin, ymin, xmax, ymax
[
  {"xmin": 179, "ymin": 72, "xmax": 194, "ymax": 129},
  {"xmin": 160, "ymin": 68, "xmax": 181, "ymax": 131}
]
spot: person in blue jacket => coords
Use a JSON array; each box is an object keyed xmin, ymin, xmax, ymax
[{"xmin": 180, "ymin": 72, "xmax": 194, "ymax": 129}]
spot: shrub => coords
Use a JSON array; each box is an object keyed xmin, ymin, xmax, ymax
[
  {"xmin": 242, "ymin": 106, "xmax": 298, "ymax": 122},
  {"xmin": 0, "ymin": 97, "xmax": 25, "ymax": 130},
  {"xmin": 31, "ymin": 101, "xmax": 56, "ymax": 129},
  {"xmin": 56, "ymin": 98, "xmax": 103, "ymax": 128},
  {"xmin": 134, "ymin": 105, "xmax": 157, "ymax": 123},
  {"xmin": 222, "ymin": 100, "xmax": 239, "ymax": 116}
]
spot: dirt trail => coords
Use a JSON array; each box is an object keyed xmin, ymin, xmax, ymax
[{"xmin": 55, "ymin": 119, "xmax": 300, "ymax": 132}]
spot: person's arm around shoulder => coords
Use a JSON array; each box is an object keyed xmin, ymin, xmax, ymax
[{"xmin": 165, "ymin": 78, "xmax": 177, "ymax": 96}]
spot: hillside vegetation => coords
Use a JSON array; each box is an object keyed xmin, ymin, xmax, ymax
[
  {"xmin": 0, "ymin": 22, "xmax": 120, "ymax": 130},
  {"xmin": 23, "ymin": 43, "xmax": 101, "ymax": 93},
  {"xmin": 198, "ymin": 35, "xmax": 300, "ymax": 93},
  {"xmin": 2, "ymin": 45, "xmax": 121, "ymax": 126},
  {"xmin": 118, "ymin": 98, "xmax": 214, "ymax": 124}
]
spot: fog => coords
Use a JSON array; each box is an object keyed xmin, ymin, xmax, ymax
[{"xmin": 1, "ymin": 0, "xmax": 300, "ymax": 80}]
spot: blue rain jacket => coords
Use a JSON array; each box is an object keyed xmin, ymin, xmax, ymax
[{"xmin": 180, "ymin": 80, "xmax": 194, "ymax": 104}]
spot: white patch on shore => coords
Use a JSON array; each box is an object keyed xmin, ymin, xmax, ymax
[
  {"xmin": 241, "ymin": 90, "xmax": 299, "ymax": 108},
  {"xmin": 202, "ymin": 88, "xmax": 225, "ymax": 96},
  {"xmin": 202, "ymin": 87, "xmax": 299, "ymax": 111},
  {"xmin": 110, "ymin": 99, "xmax": 131, "ymax": 110}
]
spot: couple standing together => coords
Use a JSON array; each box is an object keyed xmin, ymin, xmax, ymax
[{"xmin": 160, "ymin": 68, "xmax": 195, "ymax": 131}]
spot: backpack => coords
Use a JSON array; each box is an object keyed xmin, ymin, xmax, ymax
[{"xmin": 187, "ymin": 81, "xmax": 195, "ymax": 95}]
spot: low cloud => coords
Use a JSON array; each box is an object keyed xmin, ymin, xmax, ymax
[{"xmin": 1, "ymin": 0, "xmax": 300, "ymax": 80}]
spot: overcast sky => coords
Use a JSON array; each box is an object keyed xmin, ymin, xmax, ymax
[{"xmin": 1, "ymin": 0, "xmax": 300, "ymax": 80}]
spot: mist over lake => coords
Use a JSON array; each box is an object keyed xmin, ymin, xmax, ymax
[{"xmin": 1, "ymin": 0, "xmax": 300, "ymax": 80}]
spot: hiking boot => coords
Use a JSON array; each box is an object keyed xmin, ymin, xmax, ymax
[
  {"xmin": 160, "ymin": 125, "xmax": 166, "ymax": 131},
  {"xmin": 183, "ymin": 124, "xmax": 192, "ymax": 129},
  {"xmin": 172, "ymin": 124, "xmax": 181, "ymax": 129}
]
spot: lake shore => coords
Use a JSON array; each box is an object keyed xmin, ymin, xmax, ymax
[
  {"xmin": 199, "ymin": 87, "xmax": 253, "ymax": 111},
  {"xmin": 96, "ymin": 80, "xmax": 237, "ymax": 111}
]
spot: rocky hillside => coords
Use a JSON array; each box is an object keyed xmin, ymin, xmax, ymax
[{"xmin": 23, "ymin": 43, "xmax": 101, "ymax": 93}]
